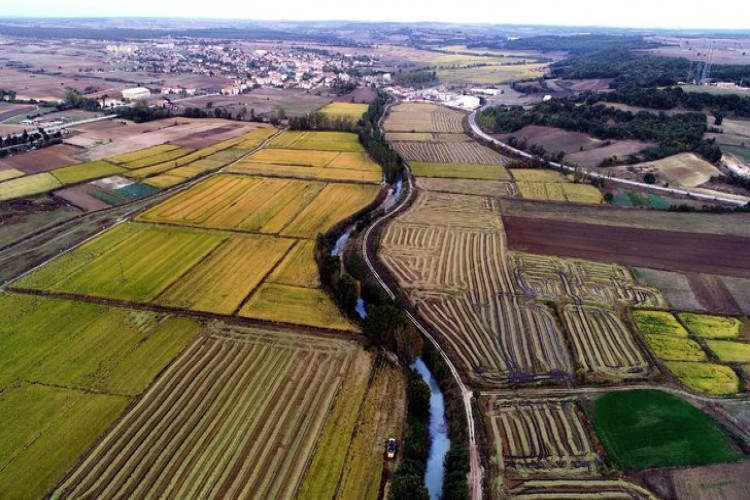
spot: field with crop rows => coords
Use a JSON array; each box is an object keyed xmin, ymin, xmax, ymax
[
  {"xmin": 511, "ymin": 169, "xmax": 603, "ymax": 204},
  {"xmin": 50, "ymin": 160, "xmax": 125, "ymax": 185},
  {"xmin": 679, "ymin": 312, "xmax": 744, "ymax": 338},
  {"xmin": 563, "ymin": 305, "xmax": 650, "ymax": 381},
  {"xmin": 109, "ymin": 144, "xmax": 182, "ymax": 164},
  {"xmin": 483, "ymin": 397, "xmax": 600, "ymax": 480},
  {"xmin": 117, "ymin": 147, "xmax": 194, "ymax": 170},
  {"xmin": 509, "ymin": 253, "xmax": 665, "ymax": 308},
  {"xmin": 385, "ymin": 132, "xmax": 474, "ymax": 143},
  {"xmin": 393, "ymin": 141, "xmax": 509, "ymax": 164},
  {"xmin": 53, "ymin": 326, "xmax": 369, "ymax": 499},
  {"xmin": 0, "ymin": 167, "xmax": 23, "ymax": 181},
  {"xmin": 383, "ymin": 102, "xmax": 465, "ymax": 133},
  {"xmin": 0, "ymin": 172, "xmax": 62, "ymax": 201},
  {"xmin": 507, "ymin": 479, "xmax": 656, "ymax": 500},
  {"xmin": 415, "ymin": 177, "xmax": 516, "ymax": 197},
  {"xmin": 230, "ymin": 150, "xmax": 382, "ymax": 183},
  {"xmin": 0, "ymin": 293, "xmax": 201, "ymax": 498},
  {"xmin": 268, "ymin": 130, "xmax": 364, "ymax": 152},
  {"xmin": 410, "ymin": 161, "xmax": 511, "ymax": 180}
]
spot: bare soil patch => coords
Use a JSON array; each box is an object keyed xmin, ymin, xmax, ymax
[
  {"xmin": 333, "ymin": 86, "xmax": 376, "ymax": 103},
  {"xmin": 504, "ymin": 215, "xmax": 750, "ymax": 278},
  {"xmin": 0, "ymin": 144, "xmax": 82, "ymax": 173},
  {"xmin": 53, "ymin": 186, "xmax": 110, "ymax": 212},
  {"xmin": 496, "ymin": 125, "xmax": 605, "ymax": 154},
  {"xmin": 687, "ymin": 273, "xmax": 743, "ymax": 316},
  {"xmin": 565, "ymin": 140, "xmax": 653, "ymax": 168}
]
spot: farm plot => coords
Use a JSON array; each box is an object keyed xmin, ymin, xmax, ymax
[
  {"xmin": 245, "ymin": 148, "xmax": 339, "ymax": 167},
  {"xmin": 385, "ymin": 132, "xmax": 473, "ymax": 143},
  {"xmin": 415, "ymin": 177, "xmax": 517, "ymax": 197},
  {"xmin": 319, "ymin": 102, "xmax": 369, "ymax": 122},
  {"xmin": 508, "ymin": 479, "xmax": 655, "ymax": 499},
  {"xmin": 589, "ymin": 389, "xmax": 743, "ymax": 470},
  {"xmin": 108, "ymin": 144, "xmax": 182, "ymax": 164},
  {"xmin": 482, "ymin": 397, "xmax": 600, "ymax": 480},
  {"xmin": 679, "ymin": 312, "xmax": 744, "ymax": 339},
  {"xmin": 53, "ymin": 326, "xmax": 367, "ymax": 500},
  {"xmin": 562, "ymin": 305, "xmax": 651, "ymax": 381},
  {"xmin": 0, "ymin": 293, "xmax": 202, "ymax": 498},
  {"xmin": 509, "ymin": 252, "xmax": 665, "ymax": 308},
  {"xmin": 417, "ymin": 293, "xmax": 572, "ymax": 385},
  {"xmin": 511, "ymin": 169, "xmax": 603, "ymax": 204},
  {"xmin": 137, "ymin": 175, "xmax": 327, "ymax": 234},
  {"xmin": 50, "ymin": 160, "xmax": 126, "ymax": 185},
  {"xmin": 268, "ymin": 240, "xmax": 320, "ymax": 288},
  {"xmin": 0, "ymin": 172, "xmax": 62, "ymax": 201},
  {"xmin": 14, "ymin": 222, "xmax": 226, "ymax": 303},
  {"xmin": 410, "ymin": 161, "xmax": 511, "ymax": 180},
  {"xmin": 116, "ymin": 147, "xmax": 194, "ymax": 170},
  {"xmin": 267, "ymin": 130, "xmax": 364, "ymax": 152},
  {"xmin": 0, "ymin": 168, "xmax": 24, "ymax": 181},
  {"xmin": 393, "ymin": 141, "xmax": 509, "ymax": 164},
  {"xmin": 384, "ymin": 102, "xmax": 465, "ymax": 133},
  {"xmin": 229, "ymin": 150, "xmax": 382, "ymax": 183}
]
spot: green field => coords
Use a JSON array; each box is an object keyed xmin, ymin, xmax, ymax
[
  {"xmin": 51, "ymin": 161, "xmax": 126, "ymax": 185},
  {"xmin": 632, "ymin": 310, "xmax": 689, "ymax": 337},
  {"xmin": 410, "ymin": 161, "xmax": 511, "ymax": 180},
  {"xmin": 590, "ymin": 390, "xmax": 743, "ymax": 470},
  {"xmin": 643, "ymin": 334, "xmax": 706, "ymax": 361},
  {"xmin": 0, "ymin": 292, "xmax": 202, "ymax": 497},
  {"xmin": 0, "ymin": 173, "xmax": 62, "ymax": 201},
  {"xmin": 319, "ymin": 102, "xmax": 369, "ymax": 121},
  {"xmin": 707, "ymin": 341, "xmax": 750, "ymax": 363}
]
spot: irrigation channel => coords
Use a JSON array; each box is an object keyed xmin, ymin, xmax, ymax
[{"xmin": 412, "ymin": 358, "xmax": 451, "ymax": 500}]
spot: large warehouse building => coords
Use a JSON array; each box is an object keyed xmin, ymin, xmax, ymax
[{"xmin": 121, "ymin": 87, "xmax": 151, "ymax": 100}]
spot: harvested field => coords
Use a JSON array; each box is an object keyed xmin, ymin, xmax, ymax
[
  {"xmin": 415, "ymin": 177, "xmax": 516, "ymax": 197},
  {"xmin": 319, "ymin": 102, "xmax": 369, "ymax": 121},
  {"xmin": 509, "ymin": 253, "xmax": 664, "ymax": 308},
  {"xmin": 0, "ymin": 172, "xmax": 62, "ymax": 201},
  {"xmin": 393, "ymin": 141, "xmax": 509, "ymax": 164},
  {"xmin": 117, "ymin": 147, "xmax": 194, "ymax": 170},
  {"xmin": 609, "ymin": 153, "xmax": 722, "ymax": 189},
  {"xmin": 562, "ymin": 305, "xmax": 651, "ymax": 381},
  {"xmin": 511, "ymin": 169, "xmax": 603, "ymax": 204},
  {"xmin": 511, "ymin": 169, "xmax": 568, "ymax": 183},
  {"xmin": 0, "ymin": 144, "xmax": 83, "ymax": 174},
  {"xmin": 590, "ymin": 389, "xmax": 743, "ymax": 470},
  {"xmin": 687, "ymin": 273, "xmax": 744, "ymax": 316},
  {"xmin": 108, "ymin": 144, "xmax": 182, "ymax": 165},
  {"xmin": 267, "ymin": 131, "xmax": 363, "ymax": 152},
  {"xmin": 410, "ymin": 161, "xmax": 511, "ymax": 180},
  {"xmin": 564, "ymin": 140, "xmax": 653, "ymax": 168},
  {"xmin": 497, "ymin": 125, "xmax": 605, "ymax": 154},
  {"xmin": 154, "ymin": 234, "xmax": 295, "ymax": 315},
  {"xmin": 238, "ymin": 283, "xmax": 355, "ymax": 331},
  {"xmin": 508, "ymin": 479, "xmax": 655, "ymax": 499},
  {"xmin": 385, "ymin": 132, "xmax": 473, "ymax": 143},
  {"xmin": 53, "ymin": 185, "xmax": 111, "ymax": 212},
  {"xmin": 483, "ymin": 397, "xmax": 600, "ymax": 479},
  {"xmin": 267, "ymin": 240, "xmax": 320, "ymax": 288},
  {"xmin": 671, "ymin": 461, "xmax": 750, "ymax": 500},
  {"xmin": 633, "ymin": 268, "xmax": 706, "ymax": 312},
  {"xmin": 503, "ymin": 216, "xmax": 750, "ymax": 279},
  {"xmin": 417, "ymin": 293, "xmax": 572, "ymax": 384},
  {"xmin": 53, "ymin": 326, "xmax": 366, "ymax": 499},
  {"xmin": 383, "ymin": 102, "xmax": 465, "ymax": 133},
  {"xmin": 50, "ymin": 160, "xmax": 125, "ymax": 185}
]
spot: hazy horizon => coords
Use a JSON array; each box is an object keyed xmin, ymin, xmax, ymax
[{"xmin": 2, "ymin": 0, "xmax": 748, "ymax": 31}]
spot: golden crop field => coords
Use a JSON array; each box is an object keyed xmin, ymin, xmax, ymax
[
  {"xmin": 53, "ymin": 326, "xmax": 370, "ymax": 499},
  {"xmin": 0, "ymin": 168, "xmax": 24, "ymax": 182},
  {"xmin": 238, "ymin": 283, "xmax": 355, "ymax": 331},
  {"xmin": 117, "ymin": 147, "xmax": 194, "ymax": 170},
  {"xmin": 511, "ymin": 169, "xmax": 570, "ymax": 183},
  {"xmin": 394, "ymin": 141, "xmax": 509, "ymax": 164},
  {"xmin": 512, "ymin": 169, "xmax": 602, "ymax": 204},
  {"xmin": 141, "ymin": 173, "xmax": 186, "ymax": 189},
  {"xmin": 268, "ymin": 130, "xmax": 364, "ymax": 152},
  {"xmin": 108, "ymin": 144, "xmax": 182, "ymax": 164},
  {"xmin": 0, "ymin": 172, "xmax": 62, "ymax": 201},
  {"xmin": 229, "ymin": 150, "xmax": 382, "ymax": 183},
  {"xmin": 246, "ymin": 148, "xmax": 339, "ymax": 167},
  {"xmin": 280, "ymin": 182, "xmax": 379, "ymax": 238},
  {"xmin": 319, "ymin": 102, "xmax": 369, "ymax": 121},
  {"xmin": 268, "ymin": 240, "xmax": 320, "ymax": 288},
  {"xmin": 154, "ymin": 234, "xmax": 295, "ymax": 315},
  {"xmin": 415, "ymin": 177, "xmax": 517, "ymax": 197}
]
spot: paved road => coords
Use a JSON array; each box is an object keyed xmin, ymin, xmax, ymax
[
  {"xmin": 361, "ymin": 165, "xmax": 484, "ymax": 500},
  {"xmin": 467, "ymin": 108, "xmax": 750, "ymax": 207}
]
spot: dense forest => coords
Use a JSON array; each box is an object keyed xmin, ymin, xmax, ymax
[
  {"xmin": 586, "ymin": 86, "xmax": 750, "ymax": 117},
  {"xmin": 477, "ymin": 100, "xmax": 722, "ymax": 163}
]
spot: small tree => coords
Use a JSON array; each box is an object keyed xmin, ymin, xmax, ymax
[{"xmin": 643, "ymin": 172, "xmax": 656, "ymax": 184}]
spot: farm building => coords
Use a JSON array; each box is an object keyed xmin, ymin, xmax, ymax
[{"xmin": 122, "ymin": 87, "xmax": 151, "ymax": 101}]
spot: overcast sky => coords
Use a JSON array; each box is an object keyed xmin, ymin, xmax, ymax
[{"xmin": 5, "ymin": 0, "xmax": 749, "ymax": 30}]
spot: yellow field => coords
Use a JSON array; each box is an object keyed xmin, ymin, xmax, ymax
[
  {"xmin": 706, "ymin": 341, "xmax": 750, "ymax": 363},
  {"xmin": 512, "ymin": 168, "xmax": 604, "ymax": 203},
  {"xmin": 141, "ymin": 174, "xmax": 185, "ymax": 189},
  {"xmin": 117, "ymin": 147, "xmax": 194, "ymax": 170},
  {"xmin": 154, "ymin": 234, "xmax": 295, "ymax": 315},
  {"xmin": 268, "ymin": 131, "xmax": 363, "ymax": 152},
  {"xmin": 516, "ymin": 181, "xmax": 566, "ymax": 201},
  {"xmin": 679, "ymin": 313, "xmax": 744, "ymax": 339},
  {"xmin": 268, "ymin": 240, "xmax": 320, "ymax": 288},
  {"xmin": 436, "ymin": 63, "xmax": 547, "ymax": 84},
  {"xmin": 512, "ymin": 169, "xmax": 569, "ymax": 182},
  {"xmin": 632, "ymin": 310, "xmax": 689, "ymax": 337},
  {"xmin": 319, "ymin": 102, "xmax": 369, "ymax": 121},
  {"xmin": 643, "ymin": 334, "xmax": 707, "ymax": 362},
  {"xmin": 138, "ymin": 175, "xmax": 326, "ymax": 234},
  {"xmin": 50, "ymin": 161, "xmax": 125, "ymax": 185},
  {"xmin": 281, "ymin": 183, "xmax": 379, "ymax": 238},
  {"xmin": 664, "ymin": 361, "xmax": 740, "ymax": 396},
  {"xmin": 228, "ymin": 150, "xmax": 381, "ymax": 183},
  {"xmin": 0, "ymin": 168, "xmax": 24, "ymax": 182},
  {"xmin": 246, "ymin": 148, "xmax": 339, "ymax": 167},
  {"xmin": 238, "ymin": 283, "xmax": 355, "ymax": 331},
  {"xmin": 233, "ymin": 127, "xmax": 277, "ymax": 150},
  {"xmin": 0, "ymin": 173, "xmax": 62, "ymax": 201}
]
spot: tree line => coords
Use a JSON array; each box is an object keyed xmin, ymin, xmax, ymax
[{"xmin": 585, "ymin": 86, "xmax": 750, "ymax": 117}]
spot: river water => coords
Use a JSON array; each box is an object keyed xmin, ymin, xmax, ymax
[{"xmin": 411, "ymin": 358, "xmax": 450, "ymax": 500}]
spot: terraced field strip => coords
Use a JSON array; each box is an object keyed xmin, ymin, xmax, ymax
[
  {"xmin": 109, "ymin": 144, "xmax": 182, "ymax": 165},
  {"xmin": 268, "ymin": 239, "xmax": 320, "ymax": 288},
  {"xmin": 562, "ymin": 305, "xmax": 650, "ymax": 380},
  {"xmin": 393, "ymin": 141, "xmax": 509, "ymax": 165},
  {"xmin": 0, "ymin": 172, "xmax": 62, "ymax": 201},
  {"xmin": 53, "ymin": 327, "xmax": 363, "ymax": 500},
  {"xmin": 410, "ymin": 161, "xmax": 512, "ymax": 180},
  {"xmin": 118, "ymin": 147, "xmax": 194, "ymax": 170},
  {"xmin": 319, "ymin": 102, "xmax": 369, "ymax": 122},
  {"xmin": 415, "ymin": 177, "xmax": 516, "ymax": 197},
  {"xmin": 267, "ymin": 130, "xmax": 364, "ymax": 152},
  {"xmin": 50, "ymin": 161, "xmax": 126, "ymax": 185},
  {"xmin": 509, "ymin": 479, "xmax": 656, "ymax": 499},
  {"xmin": 417, "ymin": 293, "xmax": 572, "ymax": 385},
  {"xmin": 483, "ymin": 396, "xmax": 600, "ymax": 479}
]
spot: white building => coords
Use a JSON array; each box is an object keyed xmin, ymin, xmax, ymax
[{"xmin": 122, "ymin": 87, "xmax": 151, "ymax": 101}]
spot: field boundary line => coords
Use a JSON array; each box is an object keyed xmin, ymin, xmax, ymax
[{"xmin": 230, "ymin": 241, "xmax": 298, "ymax": 316}]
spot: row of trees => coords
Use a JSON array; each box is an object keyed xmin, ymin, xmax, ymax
[
  {"xmin": 288, "ymin": 111, "xmax": 359, "ymax": 132},
  {"xmin": 359, "ymin": 91, "xmax": 404, "ymax": 183},
  {"xmin": 587, "ymin": 86, "xmax": 750, "ymax": 117}
]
